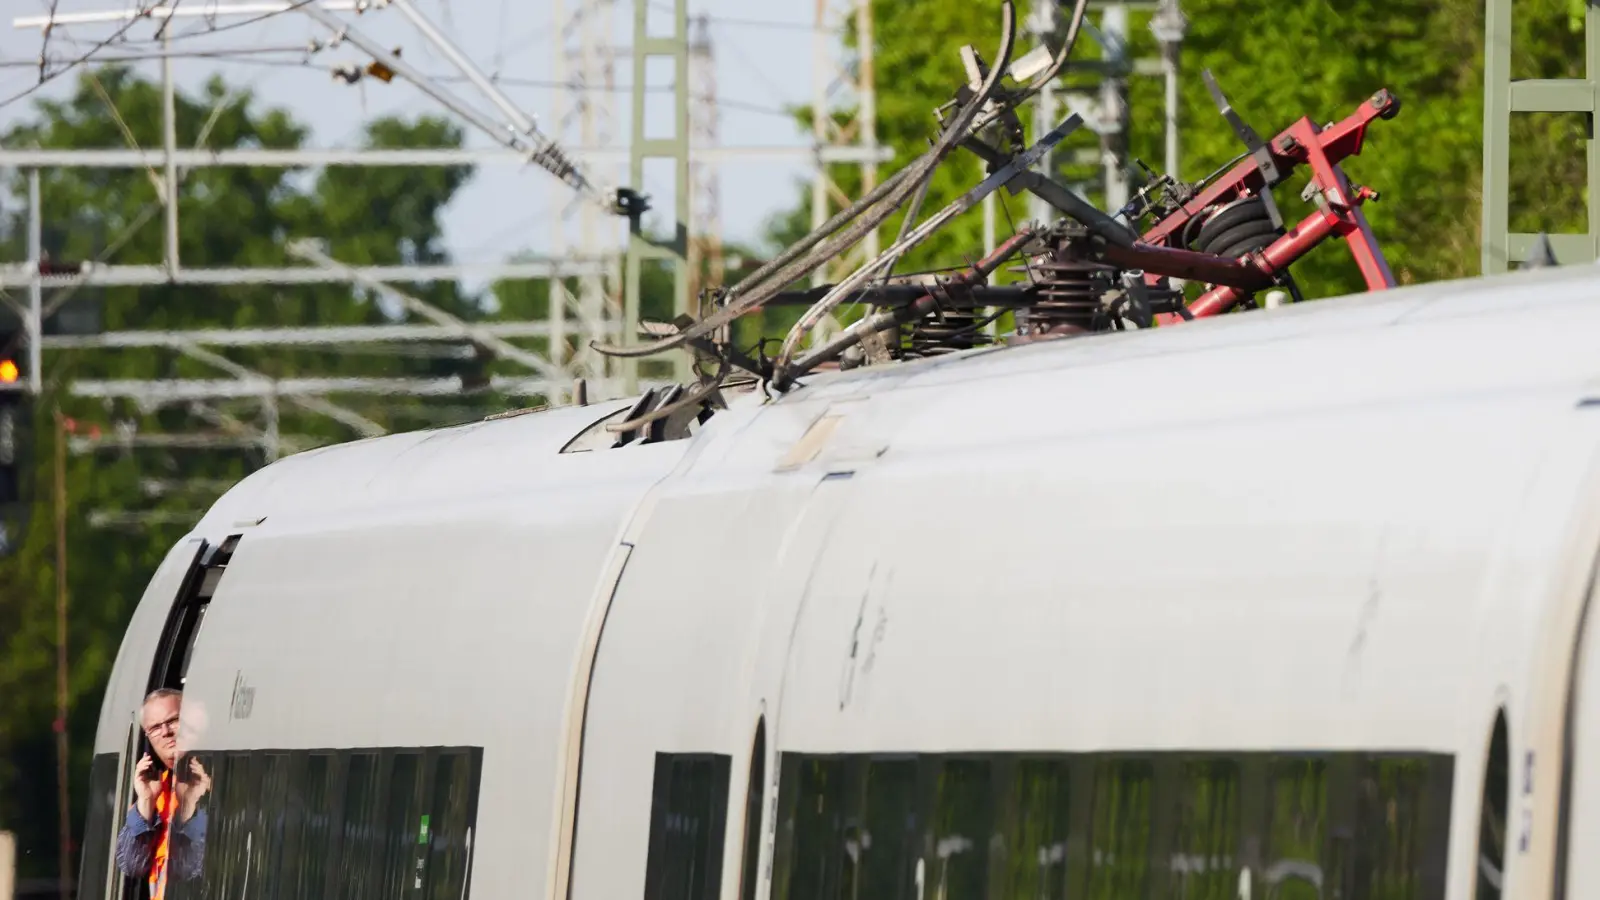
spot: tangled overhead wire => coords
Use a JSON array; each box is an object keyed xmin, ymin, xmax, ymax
[
  {"xmin": 591, "ymin": 0, "xmax": 1046, "ymax": 366},
  {"xmin": 590, "ymin": 0, "xmax": 1402, "ymax": 426}
]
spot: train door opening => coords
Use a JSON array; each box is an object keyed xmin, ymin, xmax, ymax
[
  {"xmin": 1474, "ymin": 710, "xmax": 1508, "ymax": 900},
  {"xmin": 735, "ymin": 718, "xmax": 766, "ymax": 900},
  {"xmin": 146, "ymin": 534, "xmax": 239, "ymax": 694},
  {"xmin": 109, "ymin": 535, "xmax": 240, "ymax": 900},
  {"xmin": 1558, "ymin": 544, "xmax": 1600, "ymax": 900}
]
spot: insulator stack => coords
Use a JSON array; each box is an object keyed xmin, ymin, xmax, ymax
[
  {"xmin": 902, "ymin": 307, "xmax": 993, "ymax": 358},
  {"xmin": 1027, "ymin": 255, "xmax": 1117, "ymax": 334}
]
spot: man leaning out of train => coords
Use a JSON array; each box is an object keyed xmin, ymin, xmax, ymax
[{"xmin": 114, "ymin": 688, "xmax": 212, "ymax": 899}]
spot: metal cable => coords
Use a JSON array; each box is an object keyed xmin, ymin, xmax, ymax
[{"xmin": 593, "ymin": 0, "xmax": 1020, "ymax": 362}]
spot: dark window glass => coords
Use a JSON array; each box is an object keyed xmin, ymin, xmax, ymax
[
  {"xmin": 737, "ymin": 722, "xmax": 766, "ymax": 900},
  {"xmin": 780, "ymin": 756, "xmax": 847, "ymax": 900},
  {"xmin": 78, "ymin": 753, "xmax": 122, "ymax": 900},
  {"xmin": 928, "ymin": 759, "xmax": 993, "ymax": 900},
  {"xmin": 336, "ymin": 753, "xmax": 384, "ymax": 900},
  {"xmin": 380, "ymin": 753, "xmax": 424, "ymax": 900},
  {"xmin": 1086, "ymin": 759, "xmax": 1153, "ymax": 900},
  {"xmin": 1355, "ymin": 756, "xmax": 1453, "ymax": 900},
  {"xmin": 172, "ymin": 751, "xmax": 245, "ymax": 900},
  {"xmin": 1264, "ymin": 758, "xmax": 1327, "ymax": 900},
  {"xmin": 996, "ymin": 759, "xmax": 1070, "ymax": 899},
  {"xmin": 290, "ymin": 753, "xmax": 337, "ymax": 900},
  {"xmin": 770, "ymin": 750, "xmax": 1454, "ymax": 900},
  {"xmin": 250, "ymin": 753, "xmax": 291, "ymax": 900},
  {"xmin": 859, "ymin": 759, "xmax": 921, "ymax": 900},
  {"xmin": 1476, "ymin": 714, "xmax": 1509, "ymax": 900},
  {"xmin": 642, "ymin": 753, "xmax": 732, "ymax": 900},
  {"xmin": 422, "ymin": 750, "xmax": 480, "ymax": 900},
  {"xmin": 1169, "ymin": 759, "xmax": 1239, "ymax": 900}
]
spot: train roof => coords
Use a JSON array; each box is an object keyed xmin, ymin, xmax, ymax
[{"xmin": 194, "ymin": 263, "xmax": 1600, "ymax": 533}]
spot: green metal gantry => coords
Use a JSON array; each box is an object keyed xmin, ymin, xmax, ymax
[
  {"xmin": 623, "ymin": 0, "xmax": 693, "ymax": 393},
  {"xmin": 1482, "ymin": 0, "xmax": 1600, "ymax": 271}
]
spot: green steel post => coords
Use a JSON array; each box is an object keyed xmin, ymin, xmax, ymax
[
  {"xmin": 625, "ymin": 0, "xmax": 693, "ymax": 394},
  {"xmin": 1482, "ymin": 0, "xmax": 1599, "ymax": 272},
  {"xmin": 1481, "ymin": 0, "xmax": 1511, "ymax": 274}
]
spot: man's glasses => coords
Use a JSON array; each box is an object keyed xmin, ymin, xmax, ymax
[{"xmin": 143, "ymin": 714, "xmax": 180, "ymax": 737}]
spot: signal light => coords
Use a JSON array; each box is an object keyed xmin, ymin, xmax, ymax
[{"xmin": 0, "ymin": 359, "xmax": 17, "ymax": 384}]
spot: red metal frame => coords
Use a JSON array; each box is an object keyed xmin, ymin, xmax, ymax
[{"xmin": 1138, "ymin": 89, "xmax": 1400, "ymax": 324}]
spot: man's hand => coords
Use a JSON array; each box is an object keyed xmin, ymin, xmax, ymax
[
  {"xmin": 131, "ymin": 754, "xmax": 159, "ymax": 821},
  {"xmin": 174, "ymin": 758, "xmax": 210, "ymax": 823}
]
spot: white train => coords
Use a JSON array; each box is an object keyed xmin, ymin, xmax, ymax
[{"xmin": 75, "ymin": 263, "xmax": 1600, "ymax": 900}]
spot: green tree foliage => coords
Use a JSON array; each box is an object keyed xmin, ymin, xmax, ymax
[
  {"xmin": 768, "ymin": 0, "xmax": 1587, "ymax": 303},
  {"xmin": 0, "ymin": 65, "xmax": 518, "ymax": 883}
]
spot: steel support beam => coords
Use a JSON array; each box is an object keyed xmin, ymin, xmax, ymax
[
  {"xmin": 0, "ymin": 146, "xmax": 894, "ymax": 168},
  {"xmin": 1482, "ymin": 0, "xmax": 1600, "ymax": 270},
  {"xmin": 177, "ymin": 343, "xmax": 387, "ymax": 438},
  {"xmin": 70, "ymin": 375, "xmax": 566, "ymax": 401},
  {"xmin": 287, "ymin": 240, "xmax": 566, "ymax": 386},
  {"xmin": 41, "ymin": 321, "xmax": 603, "ymax": 349},
  {"xmin": 26, "ymin": 169, "xmax": 42, "ymax": 395},
  {"xmin": 624, "ymin": 0, "xmax": 692, "ymax": 391},
  {"xmin": 0, "ymin": 259, "xmax": 603, "ymax": 289}
]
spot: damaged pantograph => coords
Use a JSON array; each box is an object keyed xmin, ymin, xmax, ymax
[{"xmin": 593, "ymin": 0, "xmax": 1401, "ymax": 437}]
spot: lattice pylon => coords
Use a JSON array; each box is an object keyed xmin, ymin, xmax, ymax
[
  {"xmin": 688, "ymin": 14, "xmax": 724, "ymax": 315},
  {"xmin": 810, "ymin": 0, "xmax": 880, "ymax": 291}
]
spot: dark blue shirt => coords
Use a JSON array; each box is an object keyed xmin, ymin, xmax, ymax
[{"xmin": 113, "ymin": 802, "xmax": 207, "ymax": 884}]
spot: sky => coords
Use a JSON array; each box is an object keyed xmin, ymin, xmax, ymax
[{"xmin": 0, "ymin": 0, "xmax": 837, "ymax": 287}]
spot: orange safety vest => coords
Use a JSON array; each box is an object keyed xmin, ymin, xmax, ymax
[{"xmin": 149, "ymin": 770, "xmax": 174, "ymax": 900}]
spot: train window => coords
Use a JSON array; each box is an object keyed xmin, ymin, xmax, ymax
[
  {"xmin": 1354, "ymin": 756, "xmax": 1453, "ymax": 900},
  {"xmin": 147, "ymin": 536, "xmax": 240, "ymax": 693},
  {"xmin": 337, "ymin": 752, "xmax": 385, "ymax": 900},
  {"xmin": 736, "ymin": 721, "xmax": 766, "ymax": 900},
  {"xmin": 154, "ymin": 747, "xmax": 481, "ymax": 900},
  {"xmin": 858, "ymin": 759, "xmax": 921, "ymax": 900},
  {"xmin": 378, "ymin": 753, "xmax": 425, "ymax": 899},
  {"xmin": 775, "ymin": 756, "xmax": 846, "ymax": 900},
  {"xmin": 249, "ymin": 753, "xmax": 291, "ymax": 900},
  {"xmin": 170, "ymin": 751, "xmax": 244, "ymax": 900},
  {"xmin": 929, "ymin": 758, "xmax": 994, "ymax": 899},
  {"xmin": 995, "ymin": 759, "xmax": 1071, "ymax": 898},
  {"xmin": 290, "ymin": 753, "xmax": 338, "ymax": 900},
  {"xmin": 1169, "ymin": 759, "xmax": 1240, "ymax": 897},
  {"xmin": 77, "ymin": 753, "xmax": 122, "ymax": 900},
  {"xmin": 1264, "ymin": 757, "xmax": 1328, "ymax": 900},
  {"xmin": 771, "ymin": 750, "xmax": 1455, "ymax": 900},
  {"xmin": 641, "ymin": 752, "xmax": 732, "ymax": 900},
  {"xmin": 422, "ymin": 750, "xmax": 482, "ymax": 900},
  {"xmin": 1476, "ymin": 713, "xmax": 1509, "ymax": 900},
  {"xmin": 1086, "ymin": 758, "xmax": 1154, "ymax": 898}
]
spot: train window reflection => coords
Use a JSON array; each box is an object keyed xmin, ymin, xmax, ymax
[
  {"xmin": 293, "ymin": 753, "xmax": 337, "ymax": 900},
  {"xmin": 929, "ymin": 758, "xmax": 994, "ymax": 900},
  {"xmin": 1087, "ymin": 758, "xmax": 1153, "ymax": 899},
  {"xmin": 996, "ymin": 759, "xmax": 1070, "ymax": 899},
  {"xmin": 380, "ymin": 753, "xmax": 423, "ymax": 899},
  {"xmin": 859, "ymin": 759, "xmax": 921, "ymax": 900},
  {"xmin": 94, "ymin": 747, "xmax": 481, "ymax": 900},
  {"xmin": 1170, "ymin": 759, "xmax": 1239, "ymax": 899},
  {"xmin": 423, "ymin": 751, "xmax": 481, "ymax": 900},
  {"xmin": 77, "ymin": 753, "xmax": 122, "ymax": 900},
  {"xmin": 1265, "ymin": 758, "xmax": 1327, "ymax": 900},
  {"xmin": 641, "ymin": 752, "xmax": 732, "ymax": 900},
  {"xmin": 1475, "ymin": 713, "xmax": 1509, "ymax": 900},
  {"xmin": 337, "ymin": 752, "xmax": 384, "ymax": 900},
  {"xmin": 770, "ymin": 750, "xmax": 1451, "ymax": 900},
  {"xmin": 737, "ymin": 722, "xmax": 767, "ymax": 900},
  {"xmin": 1356, "ymin": 756, "xmax": 1453, "ymax": 900},
  {"xmin": 778, "ymin": 756, "xmax": 846, "ymax": 900}
]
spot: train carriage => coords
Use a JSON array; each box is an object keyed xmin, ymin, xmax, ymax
[{"xmin": 75, "ymin": 264, "xmax": 1600, "ymax": 900}]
